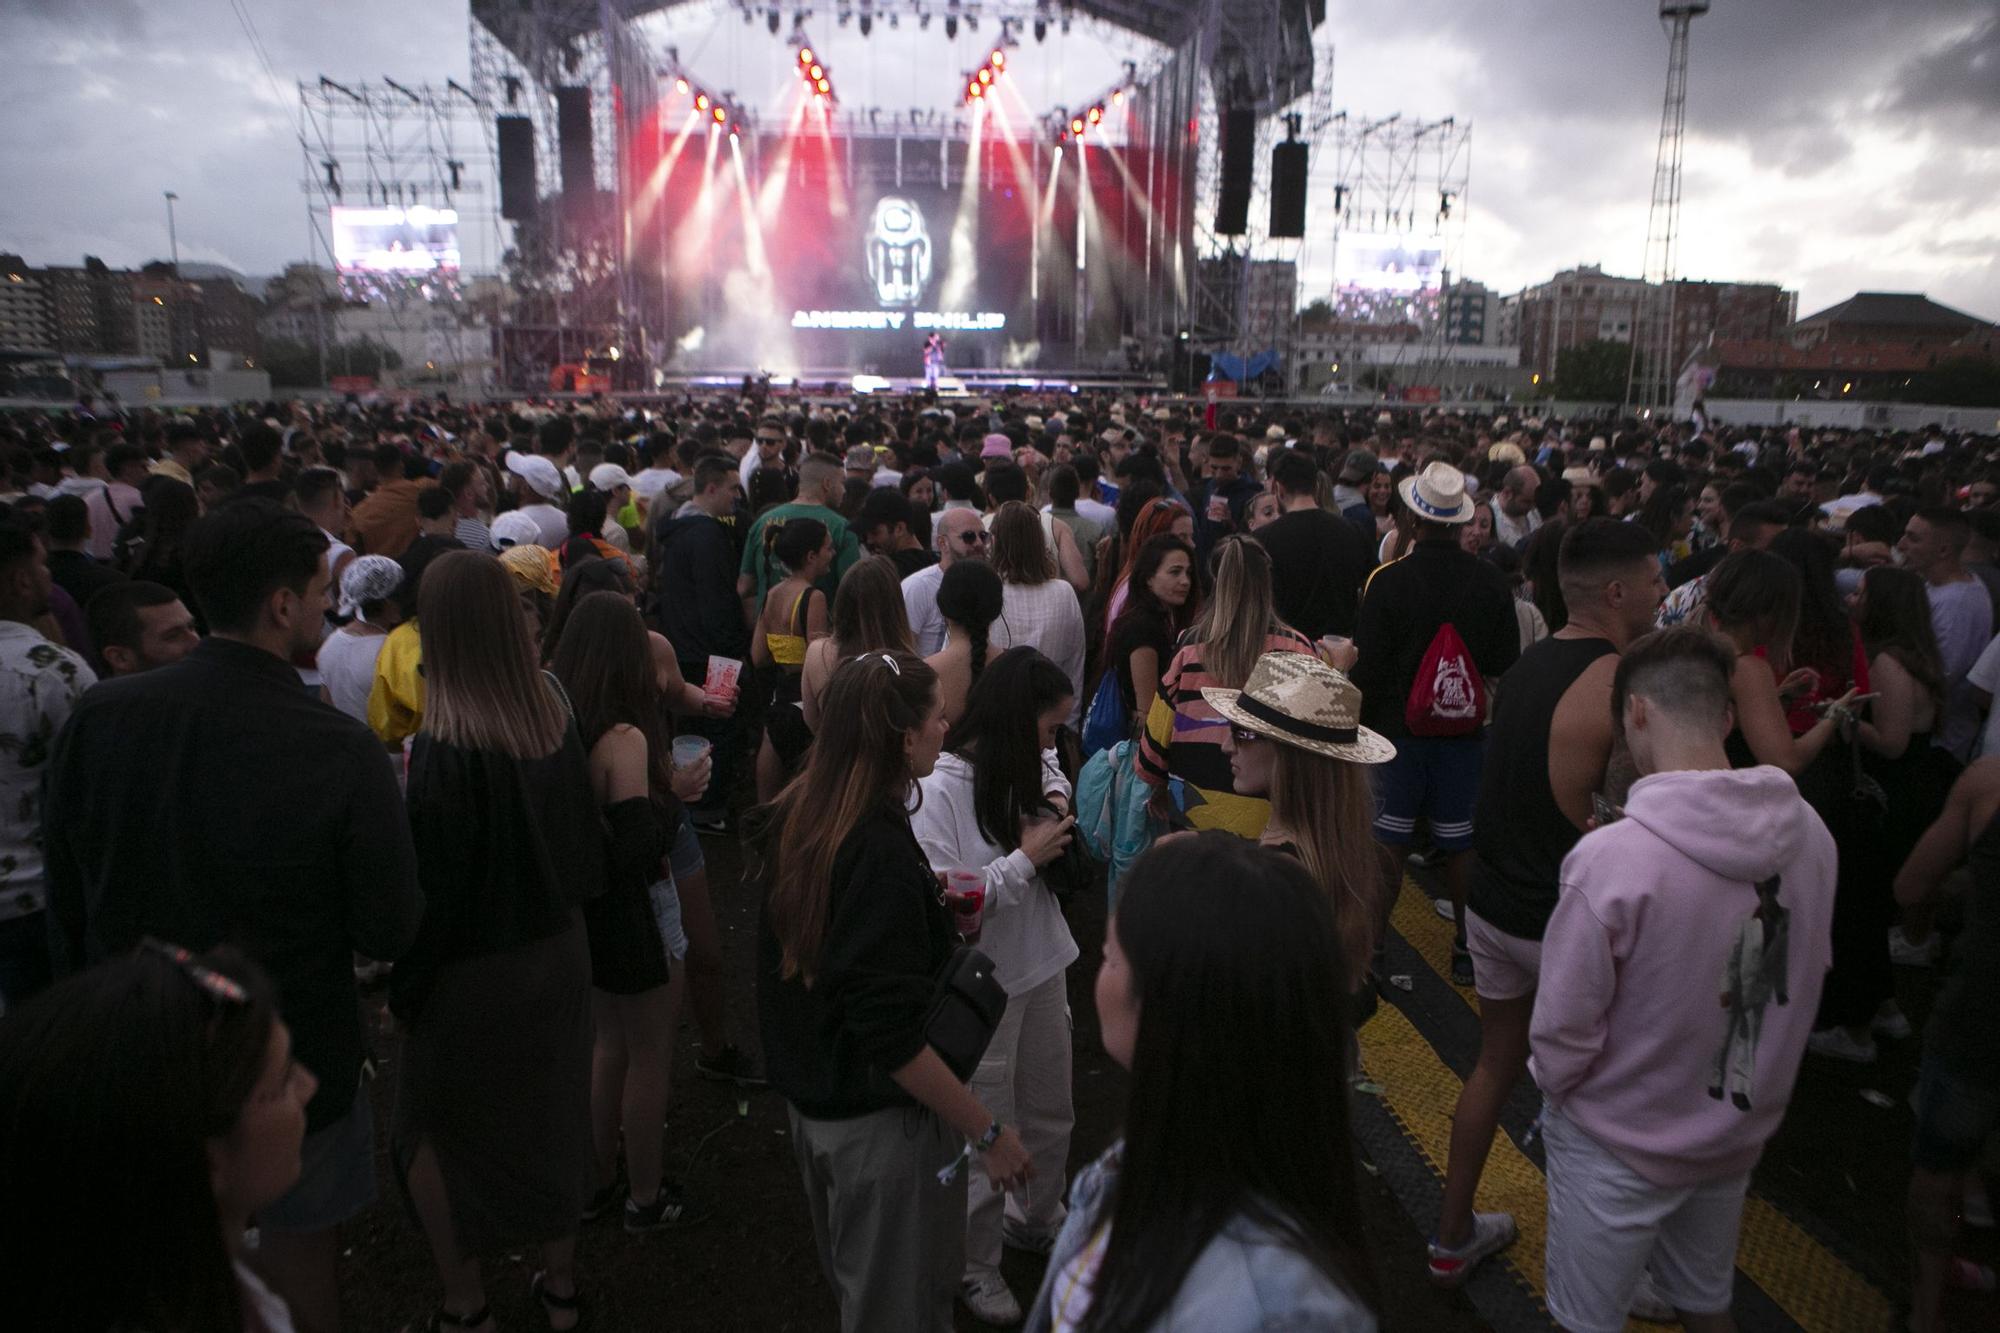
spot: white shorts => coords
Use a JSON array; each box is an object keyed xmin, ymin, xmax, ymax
[
  {"xmin": 1542, "ymin": 1102, "xmax": 1748, "ymax": 1333},
  {"xmin": 1464, "ymin": 907, "xmax": 1542, "ymax": 1002}
]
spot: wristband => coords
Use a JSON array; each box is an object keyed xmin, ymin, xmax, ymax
[{"xmin": 971, "ymin": 1120, "xmax": 1002, "ymax": 1153}]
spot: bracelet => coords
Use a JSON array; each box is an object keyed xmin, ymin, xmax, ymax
[{"xmin": 971, "ymin": 1120, "xmax": 1002, "ymax": 1153}]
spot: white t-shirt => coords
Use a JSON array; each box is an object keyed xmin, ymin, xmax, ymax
[
  {"xmin": 989, "ymin": 578, "xmax": 1087, "ymax": 726},
  {"xmin": 1965, "ymin": 633, "xmax": 2000, "ymax": 760},
  {"xmin": 317, "ymin": 627, "xmax": 390, "ymax": 725},
  {"xmin": 633, "ymin": 466, "xmax": 683, "ymax": 501},
  {"xmin": 902, "ymin": 561, "xmax": 948, "ymax": 656}
]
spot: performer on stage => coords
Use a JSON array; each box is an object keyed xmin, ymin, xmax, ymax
[{"xmin": 923, "ymin": 332, "xmax": 946, "ymax": 389}]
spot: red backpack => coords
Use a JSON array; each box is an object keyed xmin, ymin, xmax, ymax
[{"xmin": 1404, "ymin": 622, "xmax": 1487, "ymax": 736}]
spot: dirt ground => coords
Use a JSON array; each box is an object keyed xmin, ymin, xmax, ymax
[{"xmin": 341, "ymin": 827, "xmax": 1490, "ymax": 1333}]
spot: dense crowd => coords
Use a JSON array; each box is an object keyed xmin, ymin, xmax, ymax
[{"xmin": 0, "ymin": 388, "xmax": 1994, "ymax": 1333}]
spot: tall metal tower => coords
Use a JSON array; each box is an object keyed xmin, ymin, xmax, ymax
[{"xmin": 1625, "ymin": 0, "xmax": 1708, "ymax": 414}]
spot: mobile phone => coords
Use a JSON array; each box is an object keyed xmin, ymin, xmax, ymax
[{"xmin": 1590, "ymin": 793, "xmax": 1624, "ymax": 827}]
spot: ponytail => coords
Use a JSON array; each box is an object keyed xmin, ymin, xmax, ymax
[{"xmin": 968, "ymin": 616, "xmax": 990, "ymax": 683}]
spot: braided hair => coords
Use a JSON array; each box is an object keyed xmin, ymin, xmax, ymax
[{"xmin": 935, "ymin": 559, "xmax": 1004, "ymax": 684}]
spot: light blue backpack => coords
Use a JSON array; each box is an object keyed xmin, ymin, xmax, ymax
[{"xmin": 1073, "ymin": 739, "xmax": 1162, "ymax": 910}]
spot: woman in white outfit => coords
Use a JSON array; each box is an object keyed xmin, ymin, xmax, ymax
[
  {"xmin": 910, "ymin": 646, "xmax": 1079, "ymax": 1327},
  {"xmin": 317, "ymin": 555, "xmax": 404, "ymax": 724}
]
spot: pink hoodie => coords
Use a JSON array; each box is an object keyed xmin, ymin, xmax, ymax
[{"xmin": 1530, "ymin": 765, "xmax": 1836, "ymax": 1187}]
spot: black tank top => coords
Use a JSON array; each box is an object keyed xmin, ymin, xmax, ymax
[
  {"xmin": 1468, "ymin": 635, "xmax": 1617, "ymax": 940},
  {"xmin": 1930, "ymin": 806, "xmax": 2000, "ymax": 1084}
]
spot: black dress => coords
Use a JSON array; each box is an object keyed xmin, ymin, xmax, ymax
[
  {"xmin": 582, "ymin": 781, "xmax": 672, "ymax": 994},
  {"xmin": 392, "ymin": 727, "xmax": 605, "ymax": 1252}
]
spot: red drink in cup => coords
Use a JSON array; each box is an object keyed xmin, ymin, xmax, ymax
[
  {"xmin": 942, "ymin": 869, "xmax": 986, "ymax": 941},
  {"xmin": 704, "ymin": 655, "xmax": 743, "ymax": 700}
]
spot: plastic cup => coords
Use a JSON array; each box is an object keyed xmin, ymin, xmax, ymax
[
  {"xmin": 705, "ymin": 655, "xmax": 743, "ymax": 698},
  {"xmin": 942, "ymin": 869, "xmax": 986, "ymax": 940},
  {"xmin": 670, "ymin": 736, "xmax": 712, "ymax": 771}
]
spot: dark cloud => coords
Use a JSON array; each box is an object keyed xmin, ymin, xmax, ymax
[{"xmin": 1888, "ymin": 13, "xmax": 2000, "ymax": 120}]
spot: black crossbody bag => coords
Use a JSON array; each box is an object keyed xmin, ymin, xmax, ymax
[{"xmin": 923, "ymin": 946, "xmax": 1007, "ymax": 1081}]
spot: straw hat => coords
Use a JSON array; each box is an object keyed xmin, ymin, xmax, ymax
[
  {"xmin": 1203, "ymin": 652, "xmax": 1395, "ymax": 765},
  {"xmin": 1397, "ymin": 460, "xmax": 1476, "ymax": 525}
]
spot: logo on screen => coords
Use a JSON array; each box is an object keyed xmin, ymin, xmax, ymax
[{"xmin": 865, "ymin": 197, "xmax": 931, "ymax": 307}]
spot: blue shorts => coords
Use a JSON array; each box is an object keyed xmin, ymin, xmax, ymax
[
  {"xmin": 647, "ymin": 815, "xmax": 705, "ymax": 964},
  {"xmin": 1371, "ymin": 734, "xmax": 1484, "ymax": 852},
  {"xmin": 255, "ymin": 1078, "xmax": 377, "ymax": 1233},
  {"xmin": 1912, "ymin": 1052, "xmax": 2000, "ymax": 1174}
]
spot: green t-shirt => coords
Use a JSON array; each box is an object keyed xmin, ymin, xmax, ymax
[{"xmin": 739, "ymin": 502, "xmax": 861, "ymax": 608}]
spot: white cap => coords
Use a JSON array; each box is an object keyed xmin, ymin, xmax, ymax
[
  {"xmin": 504, "ymin": 451, "xmax": 564, "ymax": 499},
  {"xmin": 490, "ymin": 510, "xmax": 544, "ymax": 549},
  {"xmin": 588, "ymin": 462, "xmax": 635, "ymax": 491}
]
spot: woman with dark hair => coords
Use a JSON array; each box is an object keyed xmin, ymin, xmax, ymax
[
  {"xmin": 1522, "ymin": 518, "xmax": 1568, "ymax": 634},
  {"xmin": 1705, "ymin": 548, "xmax": 1856, "ymax": 776},
  {"xmin": 1808, "ymin": 566, "xmax": 1958, "ymax": 1063},
  {"xmin": 928, "ymin": 558, "xmax": 1005, "ymax": 724},
  {"xmin": 910, "ymin": 647, "xmax": 1079, "ymax": 1324},
  {"xmin": 800, "ymin": 554, "xmax": 913, "ymax": 732},
  {"xmin": 756, "ymin": 651, "xmax": 1032, "ymax": 1332},
  {"xmin": 989, "ymin": 500, "xmax": 1089, "ymax": 717},
  {"xmin": 396, "ymin": 550, "xmax": 604, "ymax": 1332},
  {"xmin": 1103, "ymin": 533, "xmax": 1197, "ymax": 726},
  {"xmin": 552, "ymin": 591, "xmax": 713, "ymax": 1232},
  {"xmin": 540, "ymin": 556, "xmax": 634, "ymax": 663},
  {"xmin": 1022, "ymin": 834, "xmax": 1378, "ymax": 1332},
  {"xmin": 752, "ymin": 518, "xmax": 834, "ymax": 799},
  {"xmin": 1768, "ymin": 527, "xmax": 1868, "ymax": 734},
  {"xmin": 1099, "ymin": 496, "xmax": 1193, "ymax": 637},
  {"xmin": 899, "ymin": 468, "xmax": 936, "ymax": 549},
  {"xmin": 117, "ymin": 475, "xmax": 202, "ymax": 626},
  {"xmin": 1136, "ymin": 535, "xmax": 1313, "ymax": 837},
  {"xmin": 1634, "ymin": 483, "xmax": 1695, "ymax": 571},
  {"xmin": 0, "ymin": 943, "xmax": 314, "ymax": 1331}
]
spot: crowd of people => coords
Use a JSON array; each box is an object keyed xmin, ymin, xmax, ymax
[{"xmin": 0, "ymin": 387, "xmax": 1993, "ymax": 1332}]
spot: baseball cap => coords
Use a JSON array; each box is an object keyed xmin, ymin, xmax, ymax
[
  {"xmin": 588, "ymin": 463, "xmax": 634, "ymax": 492},
  {"xmin": 504, "ymin": 451, "xmax": 563, "ymax": 499},
  {"xmin": 1338, "ymin": 448, "xmax": 1378, "ymax": 484},
  {"xmin": 844, "ymin": 444, "xmax": 878, "ymax": 471},
  {"xmin": 490, "ymin": 510, "xmax": 543, "ymax": 549}
]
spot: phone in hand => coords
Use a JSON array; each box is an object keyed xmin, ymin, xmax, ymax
[{"xmin": 1590, "ymin": 793, "xmax": 1624, "ymax": 827}]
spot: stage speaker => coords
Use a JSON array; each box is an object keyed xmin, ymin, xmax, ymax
[
  {"xmin": 1269, "ymin": 140, "xmax": 1308, "ymax": 239},
  {"xmin": 496, "ymin": 115, "xmax": 537, "ymax": 221},
  {"xmin": 1215, "ymin": 109, "xmax": 1255, "ymax": 236},
  {"xmin": 556, "ymin": 86, "xmax": 595, "ymax": 202}
]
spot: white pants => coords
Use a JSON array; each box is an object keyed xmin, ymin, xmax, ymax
[
  {"xmin": 964, "ymin": 971, "xmax": 1074, "ymax": 1281},
  {"xmin": 1543, "ymin": 1102, "xmax": 1749, "ymax": 1333}
]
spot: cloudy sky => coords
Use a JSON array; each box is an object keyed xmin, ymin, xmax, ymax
[{"xmin": 2, "ymin": 0, "xmax": 1994, "ymax": 322}]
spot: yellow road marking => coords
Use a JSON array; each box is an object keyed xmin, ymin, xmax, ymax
[{"xmin": 1371, "ymin": 878, "xmax": 1894, "ymax": 1332}]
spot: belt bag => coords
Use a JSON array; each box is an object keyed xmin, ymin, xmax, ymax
[{"xmin": 924, "ymin": 946, "xmax": 1007, "ymax": 1081}]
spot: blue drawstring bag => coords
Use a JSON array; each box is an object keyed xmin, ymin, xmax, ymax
[{"xmin": 1078, "ymin": 669, "xmax": 1129, "ymax": 759}]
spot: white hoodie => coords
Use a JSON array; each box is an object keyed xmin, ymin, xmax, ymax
[{"xmin": 1531, "ymin": 765, "xmax": 1836, "ymax": 1187}]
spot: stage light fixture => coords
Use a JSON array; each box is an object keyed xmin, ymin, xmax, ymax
[
  {"xmin": 817, "ymin": 78, "xmax": 830, "ymax": 92},
  {"xmin": 695, "ymin": 92, "xmax": 710, "ymax": 110},
  {"xmin": 1087, "ymin": 105, "xmax": 1102, "ymax": 124},
  {"xmin": 675, "ymin": 77, "xmax": 690, "ymax": 94},
  {"xmin": 810, "ymin": 63, "xmax": 823, "ymax": 79},
  {"xmin": 977, "ymin": 68, "xmax": 992, "ymax": 85},
  {"xmin": 713, "ymin": 106, "xmax": 727, "ymax": 123},
  {"xmin": 1070, "ymin": 116, "xmax": 1084, "ymax": 135},
  {"xmin": 991, "ymin": 50, "xmax": 1005, "ymax": 68},
  {"xmin": 799, "ymin": 47, "xmax": 812, "ymax": 63},
  {"xmin": 1111, "ymin": 89, "xmax": 1123, "ymax": 105}
]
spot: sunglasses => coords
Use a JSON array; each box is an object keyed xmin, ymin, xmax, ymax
[
  {"xmin": 1229, "ymin": 726, "xmax": 1266, "ymax": 745},
  {"xmin": 957, "ymin": 530, "xmax": 992, "ymax": 546},
  {"xmin": 142, "ymin": 937, "xmax": 249, "ymax": 1004},
  {"xmin": 755, "ymin": 435, "xmax": 785, "ymax": 446}
]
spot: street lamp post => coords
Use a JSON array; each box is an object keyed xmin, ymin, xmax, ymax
[{"xmin": 164, "ymin": 191, "xmax": 179, "ymax": 272}]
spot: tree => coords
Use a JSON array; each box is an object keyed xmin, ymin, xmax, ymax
[
  {"xmin": 1554, "ymin": 339, "xmax": 1635, "ymax": 402},
  {"xmin": 1300, "ymin": 298, "xmax": 1334, "ymax": 323},
  {"xmin": 1912, "ymin": 357, "xmax": 2000, "ymax": 407},
  {"xmin": 257, "ymin": 336, "xmax": 402, "ymax": 388}
]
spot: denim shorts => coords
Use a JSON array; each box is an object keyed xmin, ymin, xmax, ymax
[
  {"xmin": 254, "ymin": 1079, "xmax": 377, "ymax": 1234},
  {"xmin": 1912, "ymin": 1052, "xmax": 2000, "ymax": 1174},
  {"xmin": 647, "ymin": 815, "xmax": 704, "ymax": 963}
]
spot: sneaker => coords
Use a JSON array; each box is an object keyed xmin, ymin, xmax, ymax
[
  {"xmin": 1630, "ymin": 1269, "xmax": 1674, "ymax": 1322},
  {"xmin": 695, "ymin": 1043, "xmax": 768, "ymax": 1087},
  {"xmin": 1407, "ymin": 845, "xmax": 1438, "ymax": 869},
  {"xmin": 689, "ymin": 809, "xmax": 731, "ymax": 836},
  {"xmin": 1427, "ymin": 1211, "xmax": 1516, "ymax": 1287},
  {"xmin": 1450, "ymin": 945, "xmax": 1475, "ymax": 988},
  {"xmin": 1000, "ymin": 1217, "xmax": 1057, "ymax": 1256},
  {"xmin": 959, "ymin": 1273, "xmax": 1022, "ymax": 1325},
  {"xmin": 624, "ymin": 1179, "xmax": 708, "ymax": 1233},
  {"xmin": 1806, "ymin": 1027, "xmax": 1877, "ymax": 1064},
  {"xmin": 1872, "ymin": 1002, "xmax": 1912, "ymax": 1041},
  {"xmin": 1431, "ymin": 896, "xmax": 1456, "ymax": 922},
  {"xmin": 1888, "ymin": 926, "xmax": 1939, "ymax": 967}
]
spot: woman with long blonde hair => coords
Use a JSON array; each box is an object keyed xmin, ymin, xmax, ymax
[
  {"xmin": 755, "ymin": 650, "xmax": 1031, "ymax": 1331},
  {"xmin": 1136, "ymin": 535, "xmax": 1315, "ymax": 837},
  {"xmin": 394, "ymin": 550, "xmax": 602, "ymax": 1333},
  {"xmin": 1207, "ymin": 652, "xmax": 1396, "ymax": 998}
]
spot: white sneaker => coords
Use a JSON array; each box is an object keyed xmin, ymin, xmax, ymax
[
  {"xmin": 1872, "ymin": 1003, "xmax": 1913, "ymax": 1041},
  {"xmin": 1427, "ymin": 1211, "xmax": 1516, "ymax": 1286},
  {"xmin": 1431, "ymin": 896, "xmax": 1456, "ymax": 922},
  {"xmin": 1888, "ymin": 926, "xmax": 1939, "ymax": 967},
  {"xmin": 1630, "ymin": 1269, "xmax": 1675, "ymax": 1322},
  {"xmin": 1806, "ymin": 1027, "xmax": 1878, "ymax": 1064},
  {"xmin": 960, "ymin": 1274, "xmax": 1022, "ymax": 1326}
]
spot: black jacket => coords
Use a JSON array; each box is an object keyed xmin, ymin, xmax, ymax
[
  {"xmin": 759, "ymin": 810, "xmax": 956, "ymax": 1120},
  {"xmin": 43, "ymin": 637, "xmax": 423, "ymax": 1130},
  {"xmin": 1352, "ymin": 537, "xmax": 1520, "ymax": 740},
  {"xmin": 652, "ymin": 506, "xmax": 748, "ymax": 662}
]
